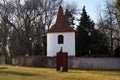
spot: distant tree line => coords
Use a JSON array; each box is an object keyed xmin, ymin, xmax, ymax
[
  {"xmin": 75, "ymin": 0, "xmax": 120, "ymax": 57},
  {"xmin": 65, "ymin": 0, "xmax": 120, "ymax": 57},
  {"xmin": 0, "ymin": 0, "xmax": 120, "ymax": 57},
  {"xmin": 0, "ymin": 0, "xmax": 63, "ymax": 57}
]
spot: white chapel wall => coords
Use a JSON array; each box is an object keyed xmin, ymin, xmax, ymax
[{"xmin": 47, "ymin": 32, "xmax": 75, "ymax": 56}]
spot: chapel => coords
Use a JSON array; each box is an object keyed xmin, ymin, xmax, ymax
[{"xmin": 47, "ymin": 6, "xmax": 75, "ymax": 56}]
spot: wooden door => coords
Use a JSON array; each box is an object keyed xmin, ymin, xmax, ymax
[{"xmin": 56, "ymin": 52, "xmax": 68, "ymax": 72}]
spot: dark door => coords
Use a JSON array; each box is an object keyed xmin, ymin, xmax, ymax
[{"xmin": 56, "ymin": 52, "xmax": 68, "ymax": 72}]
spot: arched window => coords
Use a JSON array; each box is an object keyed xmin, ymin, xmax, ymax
[{"xmin": 58, "ymin": 35, "xmax": 64, "ymax": 44}]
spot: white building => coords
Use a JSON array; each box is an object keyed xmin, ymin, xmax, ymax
[{"xmin": 47, "ymin": 6, "xmax": 75, "ymax": 56}]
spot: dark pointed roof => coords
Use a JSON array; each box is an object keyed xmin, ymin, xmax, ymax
[{"xmin": 47, "ymin": 6, "xmax": 75, "ymax": 33}]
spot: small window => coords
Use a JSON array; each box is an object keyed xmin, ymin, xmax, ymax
[{"xmin": 58, "ymin": 35, "xmax": 64, "ymax": 44}]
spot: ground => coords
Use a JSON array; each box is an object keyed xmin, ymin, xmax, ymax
[{"xmin": 0, "ymin": 65, "xmax": 120, "ymax": 80}]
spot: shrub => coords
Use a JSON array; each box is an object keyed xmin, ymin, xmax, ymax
[{"xmin": 114, "ymin": 46, "xmax": 120, "ymax": 57}]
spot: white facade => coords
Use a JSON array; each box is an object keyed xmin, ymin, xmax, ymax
[{"xmin": 47, "ymin": 32, "xmax": 75, "ymax": 56}]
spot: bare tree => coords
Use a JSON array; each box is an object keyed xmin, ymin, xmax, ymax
[
  {"xmin": 96, "ymin": 0, "xmax": 119, "ymax": 56},
  {"xmin": 0, "ymin": 0, "xmax": 63, "ymax": 56},
  {"xmin": 0, "ymin": 0, "xmax": 15, "ymax": 57}
]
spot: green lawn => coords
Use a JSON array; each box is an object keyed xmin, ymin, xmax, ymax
[{"xmin": 0, "ymin": 65, "xmax": 120, "ymax": 80}]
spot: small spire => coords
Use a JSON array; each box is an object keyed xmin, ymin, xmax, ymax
[
  {"xmin": 47, "ymin": 6, "xmax": 75, "ymax": 33},
  {"xmin": 56, "ymin": 6, "xmax": 65, "ymax": 24}
]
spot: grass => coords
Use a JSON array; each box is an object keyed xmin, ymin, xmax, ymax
[{"xmin": 0, "ymin": 65, "xmax": 120, "ymax": 80}]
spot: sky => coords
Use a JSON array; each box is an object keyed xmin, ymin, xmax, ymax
[{"xmin": 64, "ymin": 0, "xmax": 106, "ymax": 23}]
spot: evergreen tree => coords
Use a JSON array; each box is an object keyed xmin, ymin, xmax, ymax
[
  {"xmin": 76, "ymin": 6, "xmax": 95, "ymax": 56},
  {"xmin": 78, "ymin": 6, "xmax": 94, "ymax": 33},
  {"xmin": 114, "ymin": 46, "xmax": 120, "ymax": 57},
  {"xmin": 89, "ymin": 30, "xmax": 109, "ymax": 56},
  {"xmin": 64, "ymin": 9, "xmax": 75, "ymax": 27}
]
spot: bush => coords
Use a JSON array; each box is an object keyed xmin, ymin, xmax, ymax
[{"xmin": 114, "ymin": 46, "xmax": 120, "ymax": 57}]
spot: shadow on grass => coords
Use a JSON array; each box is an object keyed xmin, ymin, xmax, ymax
[
  {"xmin": 0, "ymin": 67, "xmax": 8, "ymax": 69},
  {"xmin": 88, "ymin": 70, "xmax": 120, "ymax": 76},
  {"xmin": 68, "ymin": 69, "xmax": 120, "ymax": 76},
  {"xmin": 0, "ymin": 70, "xmax": 38, "ymax": 76}
]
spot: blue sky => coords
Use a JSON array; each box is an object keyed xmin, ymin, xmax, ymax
[{"xmin": 64, "ymin": 0, "xmax": 106, "ymax": 23}]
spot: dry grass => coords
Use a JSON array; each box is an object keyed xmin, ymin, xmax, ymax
[{"xmin": 0, "ymin": 65, "xmax": 120, "ymax": 80}]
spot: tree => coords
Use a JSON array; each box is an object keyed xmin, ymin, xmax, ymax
[
  {"xmin": 115, "ymin": 0, "xmax": 120, "ymax": 23},
  {"xmin": 76, "ymin": 26, "xmax": 90, "ymax": 56},
  {"xmin": 79, "ymin": 6, "xmax": 94, "ymax": 33},
  {"xmin": 0, "ymin": 0, "xmax": 63, "ymax": 56},
  {"xmin": 89, "ymin": 29, "xmax": 109, "ymax": 56},
  {"xmin": 76, "ymin": 6, "xmax": 95, "ymax": 56},
  {"xmin": 115, "ymin": 0, "xmax": 120, "ymax": 43},
  {"xmin": 97, "ymin": 0, "xmax": 119, "ymax": 56},
  {"xmin": 0, "ymin": 0, "xmax": 14, "ymax": 57},
  {"xmin": 64, "ymin": 9, "xmax": 75, "ymax": 27},
  {"xmin": 114, "ymin": 46, "xmax": 120, "ymax": 57}
]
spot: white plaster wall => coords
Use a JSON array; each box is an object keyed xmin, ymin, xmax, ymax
[{"xmin": 47, "ymin": 32, "xmax": 75, "ymax": 56}]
